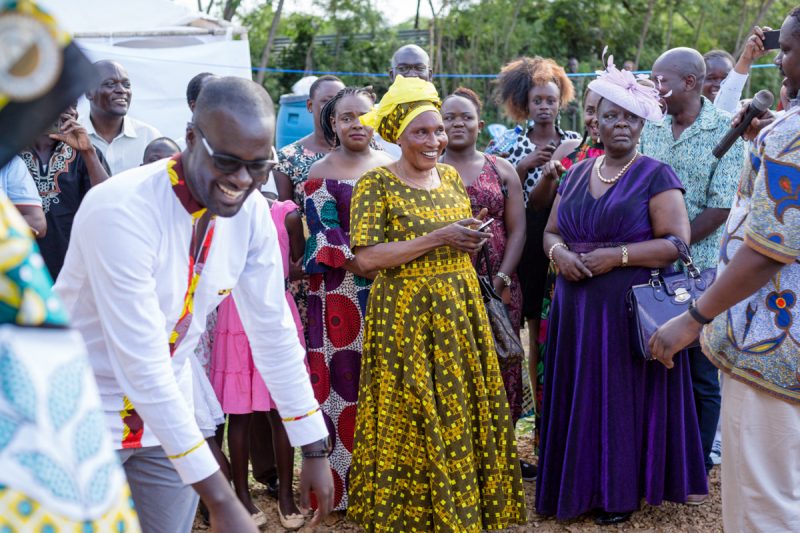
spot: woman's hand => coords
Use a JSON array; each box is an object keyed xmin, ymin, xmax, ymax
[
  {"xmin": 519, "ymin": 144, "xmax": 556, "ymax": 172},
  {"xmin": 492, "ymin": 277, "xmax": 512, "ymax": 304},
  {"xmin": 553, "ymin": 248, "xmax": 592, "ymax": 282},
  {"xmin": 579, "ymin": 248, "xmax": 620, "ymax": 276},
  {"xmin": 541, "ymin": 159, "xmax": 566, "ymax": 182},
  {"xmin": 435, "ymin": 219, "xmax": 491, "ymax": 253}
]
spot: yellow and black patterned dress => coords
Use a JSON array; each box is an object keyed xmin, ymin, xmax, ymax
[{"xmin": 347, "ymin": 164, "xmax": 526, "ymax": 532}]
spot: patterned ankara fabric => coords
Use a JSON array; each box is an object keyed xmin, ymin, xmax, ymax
[
  {"xmin": 0, "ymin": 193, "xmax": 140, "ymax": 531},
  {"xmin": 701, "ymin": 107, "xmax": 800, "ymax": 404},
  {"xmin": 640, "ymin": 96, "xmax": 743, "ymax": 270},
  {"xmin": 347, "ymin": 165, "xmax": 526, "ymax": 532},
  {"xmin": 465, "ymin": 154, "xmax": 523, "ymax": 423},
  {"xmin": 303, "ymin": 178, "xmax": 370, "ymax": 510}
]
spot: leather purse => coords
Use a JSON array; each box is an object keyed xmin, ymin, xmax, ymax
[
  {"xmin": 478, "ymin": 246, "xmax": 525, "ymax": 364},
  {"xmin": 626, "ymin": 235, "xmax": 717, "ymax": 360}
]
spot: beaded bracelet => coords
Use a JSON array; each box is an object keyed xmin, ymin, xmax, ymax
[
  {"xmin": 548, "ymin": 242, "xmax": 569, "ymax": 263},
  {"xmin": 282, "ymin": 406, "xmax": 320, "ymax": 422}
]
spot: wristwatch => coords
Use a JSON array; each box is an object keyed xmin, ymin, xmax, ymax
[
  {"xmin": 688, "ymin": 299, "xmax": 713, "ymax": 325},
  {"xmin": 620, "ymin": 245, "xmax": 629, "ymax": 266},
  {"xmin": 301, "ymin": 436, "xmax": 332, "ymax": 459},
  {"xmin": 495, "ymin": 271, "xmax": 512, "ymax": 287}
]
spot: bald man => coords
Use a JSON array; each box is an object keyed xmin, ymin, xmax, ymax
[
  {"xmin": 640, "ymin": 47, "xmax": 743, "ymax": 488},
  {"xmin": 84, "ymin": 60, "xmax": 161, "ymax": 174},
  {"xmin": 389, "ymin": 44, "xmax": 433, "ymax": 82},
  {"xmin": 56, "ymin": 77, "xmax": 333, "ymax": 533}
]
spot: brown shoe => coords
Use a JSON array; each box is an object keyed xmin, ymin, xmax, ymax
[{"xmin": 686, "ymin": 493, "xmax": 708, "ymax": 506}]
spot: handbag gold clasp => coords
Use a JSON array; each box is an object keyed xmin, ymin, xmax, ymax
[{"xmin": 674, "ymin": 287, "xmax": 691, "ymax": 303}]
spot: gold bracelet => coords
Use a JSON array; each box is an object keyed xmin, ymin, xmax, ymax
[
  {"xmin": 548, "ymin": 242, "xmax": 569, "ymax": 263},
  {"xmin": 621, "ymin": 245, "xmax": 629, "ymax": 266}
]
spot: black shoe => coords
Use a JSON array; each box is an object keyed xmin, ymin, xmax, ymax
[
  {"xmin": 594, "ymin": 511, "xmax": 633, "ymax": 526},
  {"xmin": 520, "ymin": 460, "xmax": 537, "ymax": 481}
]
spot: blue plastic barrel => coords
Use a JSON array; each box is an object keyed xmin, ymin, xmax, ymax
[{"xmin": 276, "ymin": 94, "xmax": 313, "ymax": 149}]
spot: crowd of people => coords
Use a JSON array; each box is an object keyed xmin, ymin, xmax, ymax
[{"xmin": 1, "ymin": 4, "xmax": 799, "ymax": 533}]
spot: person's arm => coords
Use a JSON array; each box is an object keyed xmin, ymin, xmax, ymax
[
  {"xmin": 514, "ymin": 144, "xmax": 555, "ymax": 183},
  {"xmin": 542, "ymin": 194, "xmax": 593, "ymax": 281},
  {"xmin": 530, "ymin": 159, "xmax": 566, "ymax": 210},
  {"xmin": 15, "ymin": 205, "xmax": 46, "ymax": 237},
  {"xmin": 689, "ymin": 134, "xmax": 744, "ymax": 243},
  {"xmin": 494, "ymin": 157, "xmax": 526, "ymax": 294},
  {"xmin": 232, "ymin": 200, "xmax": 333, "ymax": 523},
  {"xmin": 3, "ymin": 156, "xmax": 46, "ymax": 236},
  {"xmin": 273, "ymin": 170, "xmax": 294, "ymax": 201},
  {"xmin": 69, "ymin": 205, "xmax": 220, "ymax": 483},
  {"xmin": 649, "ymin": 148, "xmax": 796, "ymax": 368},
  {"xmin": 579, "ymin": 188, "xmax": 689, "ymax": 274},
  {"xmin": 50, "ymin": 118, "xmax": 109, "ymax": 185},
  {"xmin": 285, "ymin": 208, "xmax": 306, "ymax": 281},
  {"xmin": 348, "ymin": 169, "xmax": 488, "ymax": 273},
  {"xmin": 649, "ymin": 241, "xmax": 784, "ymax": 368},
  {"xmin": 690, "ymin": 207, "xmax": 730, "ymax": 243}
]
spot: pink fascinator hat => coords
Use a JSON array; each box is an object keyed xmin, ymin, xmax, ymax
[{"xmin": 588, "ymin": 48, "xmax": 665, "ymax": 122}]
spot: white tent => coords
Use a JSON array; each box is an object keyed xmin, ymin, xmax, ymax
[{"xmin": 40, "ymin": 0, "xmax": 252, "ymax": 141}]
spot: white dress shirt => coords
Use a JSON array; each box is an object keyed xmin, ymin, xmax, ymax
[
  {"xmin": 84, "ymin": 115, "xmax": 161, "ymax": 175},
  {"xmin": 55, "ymin": 158, "xmax": 326, "ymax": 485}
]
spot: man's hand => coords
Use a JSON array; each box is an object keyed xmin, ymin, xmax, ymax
[
  {"xmin": 298, "ymin": 457, "xmax": 334, "ymax": 526},
  {"xmin": 731, "ymin": 98, "xmax": 775, "ymax": 141},
  {"xmin": 50, "ymin": 118, "xmax": 96, "ymax": 154},
  {"xmin": 193, "ymin": 470, "xmax": 258, "ymax": 533},
  {"xmin": 648, "ymin": 312, "xmax": 704, "ymax": 369}
]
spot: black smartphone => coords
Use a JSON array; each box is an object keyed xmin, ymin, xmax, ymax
[
  {"xmin": 762, "ymin": 30, "xmax": 780, "ymax": 50},
  {"xmin": 477, "ymin": 218, "xmax": 495, "ymax": 232}
]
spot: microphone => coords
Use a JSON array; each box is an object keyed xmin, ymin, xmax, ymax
[{"xmin": 712, "ymin": 89, "xmax": 774, "ymax": 159}]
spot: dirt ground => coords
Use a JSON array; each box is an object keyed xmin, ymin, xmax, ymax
[
  {"xmin": 192, "ymin": 435, "xmax": 723, "ymax": 533},
  {"xmin": 193, "ymin": 329, "xmax": 724, "ymax": 532}
]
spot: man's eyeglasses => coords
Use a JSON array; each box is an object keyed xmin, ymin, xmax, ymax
[
  {"xmin": 191, "ymin": 123, "xmax": 278, "ymax": 178},
  {"xmin": 394, "ymin": 63, "xmax": 429, "ymax": 76}
]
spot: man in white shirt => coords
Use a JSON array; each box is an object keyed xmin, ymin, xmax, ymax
[
  {"xmin": 56, "ymin": 77, "xmax": 333, "ymax": 533},
  {"xmin": 83, "ymin": 60, "xmax": 161, "ymax": 175}
]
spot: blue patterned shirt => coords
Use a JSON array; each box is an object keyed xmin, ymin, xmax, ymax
[
  {"xmin": 640, "ymin": 97, "xmax": 744, "ymax": 270},
  {"xmin": 701, "ymin": 107, "xmax": 800, "ymax": 404}
]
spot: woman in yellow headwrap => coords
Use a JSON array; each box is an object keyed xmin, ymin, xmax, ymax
[{"xmin": 347, "ymin": 75, "xmax": 526, "ymax": 532}]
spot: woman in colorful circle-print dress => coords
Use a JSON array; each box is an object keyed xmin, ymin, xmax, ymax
[{"xmin": 302, "ymin": 85, "xmax": 393, "ymax": 510}]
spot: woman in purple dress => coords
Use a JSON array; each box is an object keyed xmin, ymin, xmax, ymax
[{"xmin": 537, "ymin": 58, "xmax": 708, "ymax": 525}]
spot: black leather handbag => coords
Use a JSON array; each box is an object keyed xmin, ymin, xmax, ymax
[
  {"xmin": 626, "ymin": 235, "xmax": 717, "ymax": 360},
  {"xmin": 478, "ymin": 246, "xmax": 525, "ymax": 364}
]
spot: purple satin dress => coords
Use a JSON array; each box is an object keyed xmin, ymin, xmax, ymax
[{"xmin": 535, "ymin": 155, "xmax": 708, "ymax": 519}]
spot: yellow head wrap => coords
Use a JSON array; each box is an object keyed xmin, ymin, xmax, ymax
[{"xmin": 360, "ymin": 75, "xmax": 441, "ymax": 144}]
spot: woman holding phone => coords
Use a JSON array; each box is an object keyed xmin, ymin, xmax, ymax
[{"xmin": 347, "ymin": 75, "xmax": 525, "ymax": 532}]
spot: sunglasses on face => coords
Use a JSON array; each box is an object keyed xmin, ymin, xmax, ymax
[{"xmin": 191, "ymin": 123, "xmax": 278, "ymax": 178}]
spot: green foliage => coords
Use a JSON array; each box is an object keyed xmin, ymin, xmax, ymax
[{"xmin": 242, "ymin": 0, "xmax": 792, "ymax": 129}]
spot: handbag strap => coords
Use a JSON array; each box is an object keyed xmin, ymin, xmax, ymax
[
  {"xmin": 664, "ymin": 234, "xmax": 702, "ymax": 279},
  {"xmin": 481, "ymin": 243, "xmax": 494, "ymax": 279}
]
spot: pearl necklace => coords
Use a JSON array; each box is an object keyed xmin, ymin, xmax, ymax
[{"xmin": 595, "ymin": 152, "xmax": 639, "ymax": 184}]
